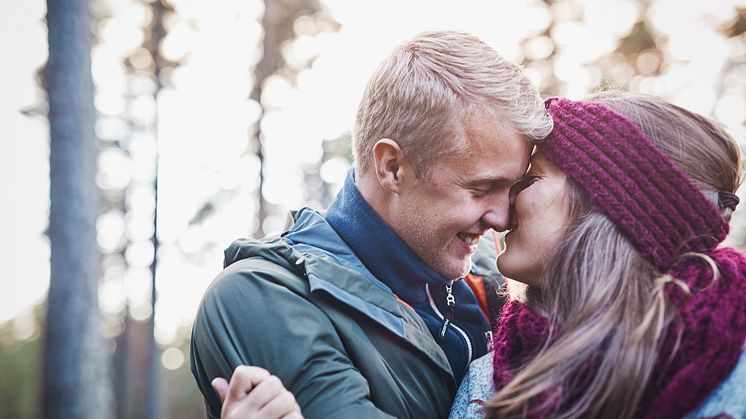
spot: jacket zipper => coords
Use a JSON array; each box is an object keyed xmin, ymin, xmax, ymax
[{"xmin": 425, "ymin": 282, "xmax": 473, "ymax": 365}]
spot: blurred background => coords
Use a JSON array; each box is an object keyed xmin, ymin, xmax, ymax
[{"xmin": 2, "ymin": 0, "xmax": 746, "ymax": 418}]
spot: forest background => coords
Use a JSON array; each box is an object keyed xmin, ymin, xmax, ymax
[{"xmin": 2, "ymin": 0, "xmax": 746, "ymax": 418}]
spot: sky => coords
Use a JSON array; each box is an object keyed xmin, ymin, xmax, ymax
[
  {"xmin": 1, "ymin": 1, "xmax": 50, "ymax": 339},
  {"xmin": 2, "ymin": 0, "xmax": 746, "ymax": 367}
]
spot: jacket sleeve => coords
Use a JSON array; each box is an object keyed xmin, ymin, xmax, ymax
[{"xmin": 190, "ymin": 264, "xmax": 396, "ymax": 419}]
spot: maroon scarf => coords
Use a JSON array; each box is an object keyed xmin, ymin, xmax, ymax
[{"xmin": 492, "ymin": 247, "xmax": 746, "ymax": 418}]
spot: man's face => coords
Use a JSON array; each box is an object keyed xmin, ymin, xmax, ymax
[{"xmin": 392, "ymin": 115, "xmax": 531, "ymax": 280}]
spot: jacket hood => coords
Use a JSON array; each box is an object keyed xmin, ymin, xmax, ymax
[
  {"xmin": 223, "ymin": 235, "xmax": 293, "ymax": 270},
  {"xmin": 219, "ymin": 208, "xmax": 454, "ymax": 377},
  {"xmin": 223, "ymin": 209, "xmax": 391, "ymax": 293}
]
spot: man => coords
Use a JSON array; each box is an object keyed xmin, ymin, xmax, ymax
[{"xmin": 190, "ymin": 30, "xmax": 552, "ymax": 419}]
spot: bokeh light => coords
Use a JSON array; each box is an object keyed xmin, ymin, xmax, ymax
[{"xmin": 3, "ymin": 0, "xmax": 746, "ymax": 346}]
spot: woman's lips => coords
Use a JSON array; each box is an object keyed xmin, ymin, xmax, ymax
[{"xmin": 504, "ymin": 227, "xmax": 517, "ymax": 243}]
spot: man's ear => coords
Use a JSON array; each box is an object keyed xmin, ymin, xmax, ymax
[{"xmin": 372, "ymin": 139, "xmax": 409, "ymax": 193}]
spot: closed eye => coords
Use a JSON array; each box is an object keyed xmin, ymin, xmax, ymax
[
  {"xmin": 509, "ymin": 174, "xmax": 540, "ymax": 202},
  {"xmin": 471, "ymin": 187, "xmax": 491, "ymax": 197},
  {"xmin": 520, "ymin": 174, "xmax": 540, "ymax": 188}
]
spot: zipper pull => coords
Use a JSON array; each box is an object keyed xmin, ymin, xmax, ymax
[
  {"xmin": 437, "ymin": 281, "xmax": 456, "ymax": 341},
  {"xmin": 445, "ymin": 281, "xmax": 456, "ymax": 306}
]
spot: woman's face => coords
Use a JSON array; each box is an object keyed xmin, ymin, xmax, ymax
[{"xmin": 496, "ymin": 150, "xmax": 572, "ymax": 287}]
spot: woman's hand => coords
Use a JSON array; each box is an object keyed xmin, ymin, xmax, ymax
[{"xmin": 212, "ymin": 366, "xmax": 303, "ymax": 419}]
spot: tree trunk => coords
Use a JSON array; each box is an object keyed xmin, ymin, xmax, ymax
[
  {"xmin": 42, "ymin": 0, "xmax": 112, "ymax": 418},
  {"xmin": 248, "ymin": 0, "xmax": 278, "ymax": 238},
  {"xmin": 144, "ymin": 2, "xmax": 166, "ymax": 418},
  {"xmin": 250, "ymin": 0, "xmax": 318, "ymax": 238}
]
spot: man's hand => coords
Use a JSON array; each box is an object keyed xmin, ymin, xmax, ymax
[{"xmin": 212, "ymin": 366, "xmax": 303, "ymax": 419}]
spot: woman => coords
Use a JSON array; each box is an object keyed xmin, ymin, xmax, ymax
[{"xmin": 450, "ymin": 92, "xmax": 746, "ymax": 418}]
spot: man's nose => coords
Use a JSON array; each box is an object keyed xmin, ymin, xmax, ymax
[{"xmin": 481, "ymin": 194, "xmax": 511, "ymax": 232}]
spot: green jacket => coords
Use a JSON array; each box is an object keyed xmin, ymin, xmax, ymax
[{"xmin": 190, "ymin": 217, "xmax": 457, "ymax": 418}]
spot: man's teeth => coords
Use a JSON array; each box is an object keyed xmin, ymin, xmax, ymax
[{"xmin": 459, "ymin": 233, "xmax": 480, "ymax": 245}]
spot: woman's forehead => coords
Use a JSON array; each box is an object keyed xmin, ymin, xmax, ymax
[
  {"xmin": 528, "ymin": 148, "xmax": 565, "ymax": 176},
  {"xmin": 528, "ymin": 148, "xmax": 549, "ymax": 167}
]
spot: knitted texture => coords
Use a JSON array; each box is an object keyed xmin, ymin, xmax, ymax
[
  {"xmin": 492, "ymin": 299, "xmax": 549, "ymax": 389},
  {"xmin": 542, "ymin": 97, "xmax": 729, "ymax": 271},
  {"xmin": 490, "ymin": 299, "xmax": 551, "ymax": 419},
  {"xmin": 491, "ymin": 249, "xmax": 746, "ymax": 417},
  {"xmin": 642, "ymin": 247, "xmax": 746, "ymax": 419}
]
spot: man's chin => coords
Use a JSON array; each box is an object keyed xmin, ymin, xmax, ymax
[
  {"xmin": 437, "ymin": 259, "xmax": 472, "ymax": 281},
  {"xmin": 459, "ymin": 261, "xmax": 472, "ymax": 279}
]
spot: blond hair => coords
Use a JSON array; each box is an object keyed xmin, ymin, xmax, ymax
[
  {"xmin": 353, "ymin": 31, "xmax": 552, "ymax": 177},
  {"xmin": 486, "ymin": 92, "xmax": 743, "ymax": 418}
]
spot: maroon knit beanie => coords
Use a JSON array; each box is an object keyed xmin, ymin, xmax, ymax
[{"xmin": 541, "ymin": 97, "xmax": 729, "ymax": 271}]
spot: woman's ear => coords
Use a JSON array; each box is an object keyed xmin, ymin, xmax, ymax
[{"xmin": 372, "ymin": 139, "xmax": 408, "ymax": 193}]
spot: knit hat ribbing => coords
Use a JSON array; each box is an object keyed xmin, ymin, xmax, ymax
[{"xmin": 542, "ymin": 97, "xmax": 729, "ymax": 271}]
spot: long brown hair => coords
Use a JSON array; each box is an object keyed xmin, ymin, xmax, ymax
[{"xmin": 485, "ymin": 92, "xmax": 742, "ymax": 418}]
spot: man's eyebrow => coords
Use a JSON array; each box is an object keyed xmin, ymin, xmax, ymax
[{"xmin": 461, "ymin": 175, "xmax": 514, "ymax": 187}]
